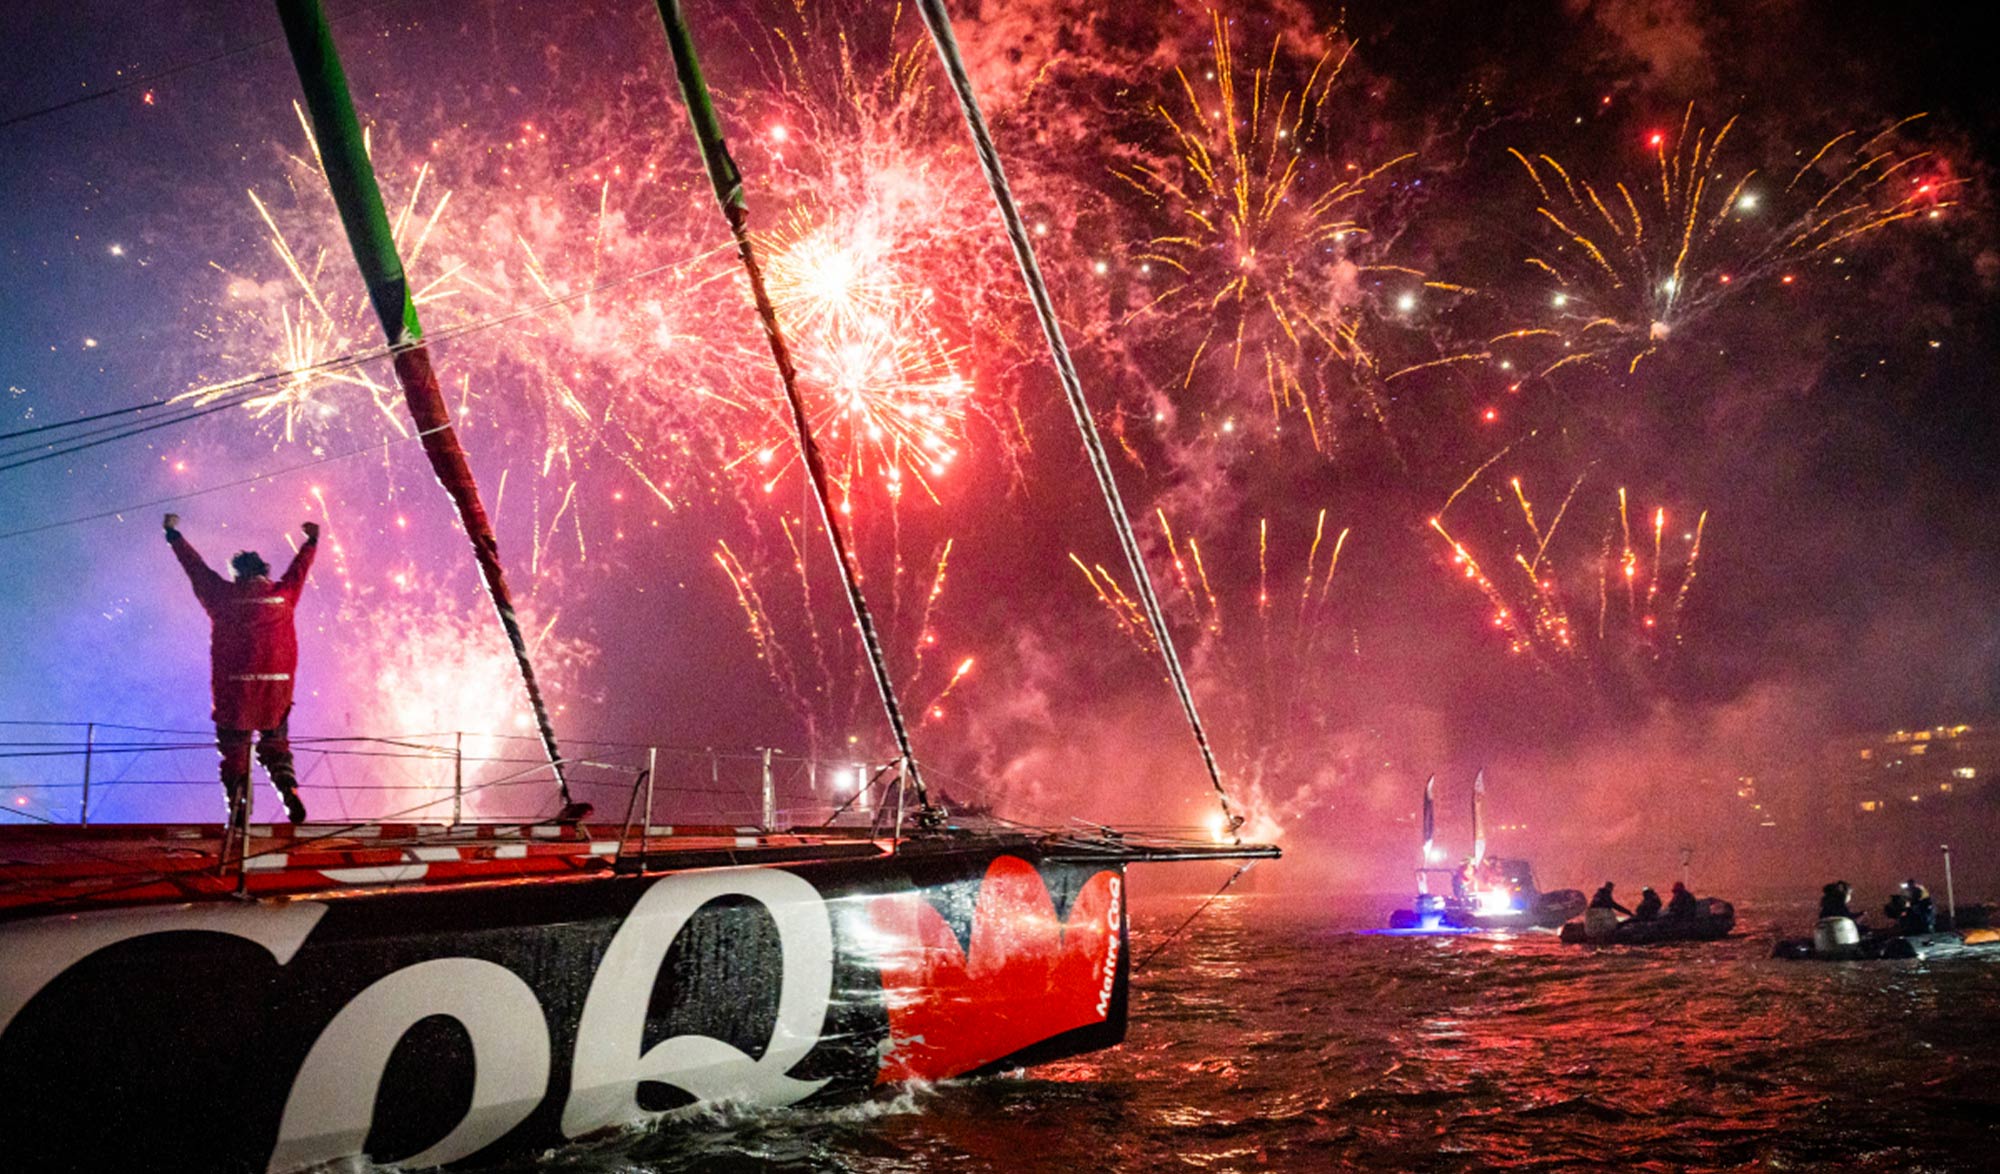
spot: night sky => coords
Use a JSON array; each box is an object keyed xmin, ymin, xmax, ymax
[{"xmin": 2, "ymin": 0, "xmax": 1995, "ymax": 882}]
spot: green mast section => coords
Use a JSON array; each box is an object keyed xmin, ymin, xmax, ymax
[
  {"xmin": 272, "ymin": 0, "xmax": 422, "ymax": 348},
  {"xmin": 656, "ymin": 0, "xmax": 744, "ymax": 220},
  {"xmin": 271, "ymin": 0, "xmax": 578, "ymax": 816}
]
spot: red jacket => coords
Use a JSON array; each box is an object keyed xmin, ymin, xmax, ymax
[{"xmin": 169, "ymin": 532, "xmax": 317, "ymax": 729}]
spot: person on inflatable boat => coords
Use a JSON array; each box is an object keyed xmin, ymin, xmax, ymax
[{"xmin": 1667, "ymin": 881, "xmax": 1699, "ymax": 918}]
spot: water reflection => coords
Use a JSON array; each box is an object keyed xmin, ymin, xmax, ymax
[{"xmin": 505, "ymin": 893, "xmax": 2000, "ymax": 1172}]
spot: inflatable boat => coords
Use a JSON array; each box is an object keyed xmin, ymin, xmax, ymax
[
  {"xmin": 1773, "ymin": 916, "xmax": 2000, "ymax": 960},
  {"xmin": 1559, "ymin": 897, "xmax": 1735, "ymax": 945}
]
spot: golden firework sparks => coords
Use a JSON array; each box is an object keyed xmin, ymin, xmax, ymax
[
  {"xmin": 1431, "ymin": 466, "xmax": 1709, "ymax": 670},
  {"xmin": 1118, "ymin": 9, "xmax": 1414, "ymax": 449},
  {"xmin": 1503, "ymin": 109, "xmax": 1957, "ymax": 376}
]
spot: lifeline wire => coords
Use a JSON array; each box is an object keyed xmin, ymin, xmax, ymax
[{"xmin": 916, "ymin": 0, "xmax": 1242, "ymax": 840}]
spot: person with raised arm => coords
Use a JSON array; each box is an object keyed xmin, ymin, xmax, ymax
[{"xmin": 164, "ymin": 513, "xmax": 319, "ymax": 826}]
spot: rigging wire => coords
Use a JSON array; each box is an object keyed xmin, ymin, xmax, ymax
[
  {"xmin": 0, "ymin": 425, "xmax": 444, "ymax": 542},
  {"xmin": 1135, "ymin": 860, "xmax": 1257, "ymax": 969},
  {"xmin": 0, "ymin": 252, "xmax": 698, "ymax": 467},
  {"xmin": 0, "ymin": 357, "xmax": 378, "ymax": 456},
  {"xmin": 0, "ymin": 0, "xmax": 410, "ymax": 133},
  {"xmin": 915, "ymin": 0, "xmax": 1245, "ymax": 842},
  {"xmin": 0, "ymin": 396, "xmax": 269, "ymax": 474},
  {"xmin": 0, "ymin": 398, "xmax": 174, "ymax": 444},
  {"xmin": 654, "ymin": 0, "xmax": 935, "ymax": 816}
]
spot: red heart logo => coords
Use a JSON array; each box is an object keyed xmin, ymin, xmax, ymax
[{"xmin": 870, "ymin": 855, "xmax": 1123, "ymax": 1083}]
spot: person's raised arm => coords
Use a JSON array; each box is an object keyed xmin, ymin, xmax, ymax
[
  {"xmin": 279, "ymin": 521, "xmax": 321, "ymax": 596},
  {"xmin": 164, "ymin": 513, "xmax": 225, "ymax": 603}
]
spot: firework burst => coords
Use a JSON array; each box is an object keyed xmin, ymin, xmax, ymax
[
  {"xmin": 714, "ymin": 524, "xmax": 970, "ymax": 753},
  {"xmin": 1116, "ymin": 10, "xmax": 1415, "ymax": 450},
  {"xmin": 180, "ymin": 103, "xmax": 478, "ymax": 445},
  {"xmin": 1429, "ymin": 461, "xmax": 1708, "ymax": 674},
  {"xmin": 695, "ymin": 1, "xmax": 1027, "ymax": 509},
  {"xmin": 724, "ymin": 208, "xmax": 974, "ymax": 505},
  {"xmin": 1499, "ymin": 108, "xmax": 1958, "ymax": 378},
  {"xmin": 1071, "ymin": 506, "xmax": 1352, "ymax": 836}
]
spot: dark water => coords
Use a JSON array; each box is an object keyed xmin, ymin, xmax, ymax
[{"xmin": 523, "ymin": 894, "xmax": 2000, "ymax": 1173}]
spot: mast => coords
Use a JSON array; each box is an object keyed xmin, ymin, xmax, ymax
[
  {"xmin": 649, "ymin": 0, "xmax": 935, "ymax": 816},
  {"xmin": 1418, "ymin": 774, "xmax": 1435, "ymax": 894},
  {"xmin": 271, "ymin": 0, "xmax": 579, "ymax": 816},
  {"xmin": 1470, "ymin": 768, "xmax": 1487, "ymax": 864}
]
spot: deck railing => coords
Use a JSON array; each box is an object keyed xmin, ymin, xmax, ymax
[{"xmin": 0, "ymin": 720, "xmax": 899, "ymax": 832}]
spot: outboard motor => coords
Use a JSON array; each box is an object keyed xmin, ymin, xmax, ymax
[{"xmin": 1813, "ymin": 916, "xmax": 1862, "ymax": 959}]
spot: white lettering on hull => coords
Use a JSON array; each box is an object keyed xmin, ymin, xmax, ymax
[
  {"xmin": 1097, "ymin": 875, "xmax": 1123, "ymax": 1017},
  {"xmin": 0, "ymin": 902, "xmax": 327, "ymax": 1039},
  {"xmin": 561, "ymin": 867, "xmax": 833, "ymax": 1137},
  {"xmin": 267, "ymin": 957, "xmax": 551, "ymax": 1172},
  {"xmin": 1, "ymin": 860, "xmax": 1127, "ymax": 1168}
]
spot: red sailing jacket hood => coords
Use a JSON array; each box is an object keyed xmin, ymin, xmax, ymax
[{"xmin": 169, "ymin": 532, "xmax": 317, "ymax": 730}]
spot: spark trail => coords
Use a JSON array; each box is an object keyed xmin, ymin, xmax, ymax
[{"xmin": 1431, "ymin": 467, "xmax": 1708, "ymax": 677}]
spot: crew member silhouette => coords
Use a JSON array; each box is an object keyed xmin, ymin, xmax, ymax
[{"xmin": 165, "ymin": 513, "xmax": 319, "ymax": 825}]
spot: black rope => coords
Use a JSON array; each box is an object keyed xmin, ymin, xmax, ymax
[
  {"xmin": 0, "ymin": 396, "xmax": 271, "ymax": 474},
  {"xmin": 0, "ymin": 399, "xmax": 175, "ymax": 443},
  {"xmin": 916, "ymin": 0, "xmax": 1242, "ymax": 840},
  {"xmin": 0, "ymin": 0, "xmax": 410, "ymax": 133},
  {"xmin": 1136, "ymin": 860, "xmax": 1256, "ymax": 970}
]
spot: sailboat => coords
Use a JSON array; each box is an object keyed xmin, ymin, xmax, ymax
[
  {"xmin": 1386, "ymin": 770, "xmax": 1584, "ymax": 931},
  {"xmin": 0, "ymin": 2, "xmax": 1274, "ymax": 1168}
]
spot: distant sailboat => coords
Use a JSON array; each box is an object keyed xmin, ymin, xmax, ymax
[{"xmin": 1388, "ymin": 770, "xmax": 1585, "ymax": 931}]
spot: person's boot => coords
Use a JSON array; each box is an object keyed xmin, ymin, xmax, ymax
[
  {"xmin": 222, "ymin": 776, "xmax": 249, "ymax": 826},
  {"xmin": 277, "ymin": 783, "xmax": 307, "ymax": 825}
]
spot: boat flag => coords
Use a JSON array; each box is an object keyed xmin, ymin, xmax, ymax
[
  {"xmin": 1422, "ymin": 774, "xmax": 1436, "ymax": 849},
  {"xmin": 272, "ymin": 0, "xmax": 576, "ymax": 815}
]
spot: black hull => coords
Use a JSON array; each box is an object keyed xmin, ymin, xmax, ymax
[{"xmin": 0, "ymin": 841, "xmax": 1129, "ymax": 1171}]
